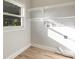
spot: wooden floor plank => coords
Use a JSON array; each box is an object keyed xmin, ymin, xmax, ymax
[{"xmin": 15, "ymin": 46, "xmax": 72, "ymax": 59}]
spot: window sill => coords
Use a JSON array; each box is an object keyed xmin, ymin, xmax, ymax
[{"xmin": 3, "ymin": 26, "xmax": 24, "ymax": 32}]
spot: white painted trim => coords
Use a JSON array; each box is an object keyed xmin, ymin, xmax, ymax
[
  {"xmin": 28, "ymin": 2, "xmax": 74, "ymax": 11},
  {"xmin": 32, "ymin": 43, "xmax": 59, "ymax": 53},
  {"xmin": 6, "ymin": 44, "xmax": 31, "ymax": 59},
  {"xmin": 28, "ymin": 7, "xmax": 43, "ymax": 11},
  {"xmin": 3, "ymin": 29, "xmax": 24, "ymax": 32},
  {"xmin": 32, "ymin": 43, "xmax": 74, "ymax": 57},
  {"xmin": 31, "ymin": 16, "xmax": 75, "ymax": 20},
  {"xmin": 3, "ymin": 12, "xmax": 23, "ymax": 18},
  {"xmin": 51, "ymin": 16, "xmax": 75, "ymax": 19},
  {"xmin": 31, "ymin": 18, "xmax": 44, "ymax": 20},
  {"xmin": 3, "ymin": 26, "xmax": 25, "ymax": 32}
]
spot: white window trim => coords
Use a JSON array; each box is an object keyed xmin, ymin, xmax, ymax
[
  {"xmin": 3, "ymin": 12, "xmax": 23, "ymax": 17},
  {"xmin": 3, "ymin": 0, "xmax": 25, "ymax": 32}
]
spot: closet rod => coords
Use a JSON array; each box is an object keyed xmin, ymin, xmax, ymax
[{"xmin": 50, "ymin": 16, "xmax": 75, "ymax": 19}]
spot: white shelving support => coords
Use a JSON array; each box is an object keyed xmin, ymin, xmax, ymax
[
  {"xmin": 49, "ymin": 16, "xmax": 75, "ymax": 19},
  {"xmin": 31, "ymin": 16, "xmax": 75, "ymax": 20}
]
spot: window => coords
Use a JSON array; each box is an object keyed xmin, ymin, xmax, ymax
[
  {"xmin": 3, "ymin": 15, "xmax": 21, "ymax": 26},
  {"xmin": 3, "ymin": 1, "xmax": 23, "ymax": 26}
]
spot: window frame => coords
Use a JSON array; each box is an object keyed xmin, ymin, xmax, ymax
[{"xmin": 3, "ymin": 0, "xmax": 25, "ymax": 32}]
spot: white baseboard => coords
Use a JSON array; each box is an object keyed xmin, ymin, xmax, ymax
[
  {"xmin": 32, "ymin": 43, "xmax": 74, "ymax": 57},
  {"xmin": 6, "ymin": 44, "xmax": 31, "ymax": 59},
  {"xmin": 32, "ymin": 43, "xmax": 58, "ymax": 53}
]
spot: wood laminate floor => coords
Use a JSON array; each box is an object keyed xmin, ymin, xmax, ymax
[{"xmin": 15, "ymin": 46, "xmax": 72, "ymax": 59}]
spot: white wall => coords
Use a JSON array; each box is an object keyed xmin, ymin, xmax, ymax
[
  {"xmin": 31, "ymin": 20, "xmax": 74, "ymax": 56},
  {"xmin": 31, "ymin": 0, "xmax": 75, "ymax": 56},
  {"xmin": 3, "ymin": 0, "xmax": 31, "ymax": 59}
]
